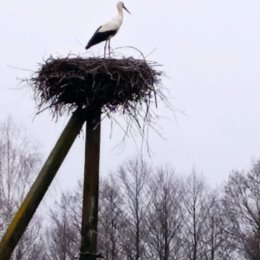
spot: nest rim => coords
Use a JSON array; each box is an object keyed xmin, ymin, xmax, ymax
[{"xmin": 31, "ymin": 55, "xmax": 163, "ymax": 123}]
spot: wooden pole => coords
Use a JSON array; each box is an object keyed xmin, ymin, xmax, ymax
[
  {"xmin": 80, "ymin": 109, "xmax": 101, "ymax": 260},
  {"xmin": 0, "ymin": 109, "xmax": 86, "ymax": 260}
]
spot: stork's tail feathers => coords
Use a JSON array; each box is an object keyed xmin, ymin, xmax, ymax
[{"xmin": 86, "ymin": 40, "xmax": 96, "ymax": 50}]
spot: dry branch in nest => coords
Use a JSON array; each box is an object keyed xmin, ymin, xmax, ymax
[{"xmin": 31, "ymin": 56, "xmax": 164, "ymax": 132}]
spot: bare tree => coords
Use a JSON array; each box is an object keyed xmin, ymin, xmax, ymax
[
  {"xmin": 202, "ymin": 192, "xmax": 234, "ymax": 260},
  {"xmin": 0, "ymin": 117, "xmax": 45, "ymax": 259},
  {"xmin": 146, "ymin": 167, "xmax": 183, "ymax": 260},
  {"xmin": 46, "ymin": 184, "xmax": 82, "ymax": 260},
  {"xmin": 118, "ymin": 158, "xmax": 150, "ymax": 260},
  {"xmin": 223, "ymin": 161, "xmax": 260, "ymax": 260},
  {"xmin": 0, "ymin": 117, "xmax": 41, "ymax": 229},
  {"xmin": 13, "ymin": 217, "xmax": 47, "ymax": 260},
  {"xmin": 98, "ymin": 176, "xmax": 125, "ymax": 260},
  {"xmin": 180, "ymin": 171, "xmax": 212, "ymax": 260}
]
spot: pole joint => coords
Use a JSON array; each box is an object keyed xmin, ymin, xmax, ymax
[{"xmin": 79, "ymin": 251, "xmax": 104, "ymax": 259}]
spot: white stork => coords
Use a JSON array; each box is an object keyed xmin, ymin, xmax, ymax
[{"xmin": 85, "ymin": 1, "xmax": 130, "ymax": 57}]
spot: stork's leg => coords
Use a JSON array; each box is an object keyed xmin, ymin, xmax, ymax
[
  {"xmin": 104, "ymin": 41, "xmax": 108, "ymax": 58},
  {"xmin": 104, "ymin": 41, "xmax": 106, "ymax": 58},
  {"xmin": 108, "ymin": 39, "xmax": 111, "ymax": 57}
]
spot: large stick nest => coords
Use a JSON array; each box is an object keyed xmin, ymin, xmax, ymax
[{"xmin": 31, "ymin": 56, "xmax": 163, "ymax": 122}]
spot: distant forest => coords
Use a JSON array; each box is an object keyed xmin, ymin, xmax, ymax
[{"xmin": 0, "ymin": 118, "xmax": 259, "ymax": 260}]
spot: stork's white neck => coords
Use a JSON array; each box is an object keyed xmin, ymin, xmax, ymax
[{"xmin": 117, "ymin": 6, "xmax": 124, "ymax": 16}]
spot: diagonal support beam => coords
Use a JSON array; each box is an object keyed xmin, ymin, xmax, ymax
[{"xmin": 0, "ymin": 109, "xmax": 86, "ymax": 260}]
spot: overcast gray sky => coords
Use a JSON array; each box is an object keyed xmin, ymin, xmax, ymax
[{"xmin": 1, "ymin": 0, "xmax": 260, "ymax": 190}]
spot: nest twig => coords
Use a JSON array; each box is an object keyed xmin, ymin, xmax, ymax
[{"xmin": 31, "ymin": 55, "xmax": 165, "ymax": 136}]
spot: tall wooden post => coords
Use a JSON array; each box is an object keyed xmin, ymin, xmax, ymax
[
  {"xmin": 0, "ymin": 109, "xmax": 86, "ymax": 260},
  {"xmin": 80, "ymin": 109, "xmax": 101, "ymax": 260}
]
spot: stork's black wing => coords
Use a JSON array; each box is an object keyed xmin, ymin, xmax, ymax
[{"xmin": 86, "ymin": 26, "xmax": 117, "ymax": 49}]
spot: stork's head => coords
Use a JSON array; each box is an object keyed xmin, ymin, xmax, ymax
[{"xmin": 117, "ymin": 1, "xmax": 131, "ymax": 14}]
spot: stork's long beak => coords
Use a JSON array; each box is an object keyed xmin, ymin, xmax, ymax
[{"xmin": 123, "ymin": 4, "xmax": 131, "ymax": 14}]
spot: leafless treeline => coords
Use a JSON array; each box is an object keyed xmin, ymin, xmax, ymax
[
  {"xmin": 0, "ymin": 118, "xmax": 260, "ymax": 260},
  {"xmin": 0, "ymin": 117, "xmax": 46, "ymax": 259}
]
